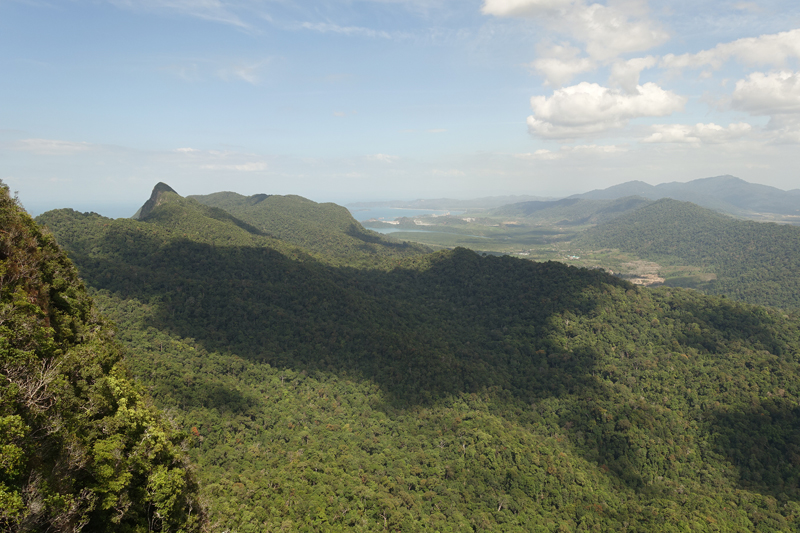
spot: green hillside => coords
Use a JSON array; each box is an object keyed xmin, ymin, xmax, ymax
[
  {"xmin": 190, "ymin": 190, "xmax": 428, "ymax": 263},
  {"xmin": 575, "ymin": 199, "xmax": 800, "ymax": 309},
  {"xmin": 487, "ymin": 196, "xmax": 652, "ymax": 225},
  {"xmin": 0, "ymin": 184, "xmax": 205, "ymax": 532},
  {"xmin": 32, "ymin": 186, "xmax": 800, "ymax": 531}
]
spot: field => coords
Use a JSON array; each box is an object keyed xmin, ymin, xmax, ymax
[{"xmin": 364, "ymin": 215, "xmax": 715, "ymax": 288}]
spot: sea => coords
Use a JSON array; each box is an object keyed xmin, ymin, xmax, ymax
[{"xmin": 346, "ymin": 207, "xmax": 463, "ymax": 223}]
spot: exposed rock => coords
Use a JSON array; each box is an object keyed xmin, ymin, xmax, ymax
[{"xmin": 133, "ymin": 182, "xmax": 178, "ymax": 220}]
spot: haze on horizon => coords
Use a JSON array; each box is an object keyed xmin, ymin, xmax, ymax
[{"xmin": 3, "ymin": 0, "xmax": 800, "ymax": 218}]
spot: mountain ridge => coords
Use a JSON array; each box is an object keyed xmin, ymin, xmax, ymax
[
  {"xmin": 572, "ymin": 175, "xmax": 800, "ymax": 216},
  {"xmin": 31, "ymin": 182, "xmax": 800, "ymax": 531}
]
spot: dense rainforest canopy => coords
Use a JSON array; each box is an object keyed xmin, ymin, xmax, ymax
[
  {"xmin": 575, "ymin": 199, "xmax": 800, "ymax": 309},
  {"xmin": 0, "ymin": 184, "xmax": 206, "ymax": 532},
  {"xmin": 26, "ymin": 184, "xmax": 800, "ymax": 531}
]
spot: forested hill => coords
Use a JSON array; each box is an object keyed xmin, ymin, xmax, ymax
[
  {"xmin": 487, "ymin": 196, "xmax": 651, "ymax": 225},
  {"xmin": 189, "ymin": 189, "xmax": 429, "ymax": 262},
  {"xmin": 0, "ymin": 183, "xmax": 205, "ymax": 532},
  {"xmin": 576, "ymin": 198, "xmax": 800, "ymax": 309},
  {"xmin": 32, "ymin": 185, "xmax": 800, "ymax": 531}
]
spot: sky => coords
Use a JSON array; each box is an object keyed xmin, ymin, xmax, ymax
[{"xmin": 2, "ymin": 0, "xmax": 800, "ymax": 217}]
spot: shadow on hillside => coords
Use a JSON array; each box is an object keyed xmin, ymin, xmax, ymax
[
  {"xmin": 61, "ymin": 227, "xmax": 800, "ymax": 500},
  {"xmin": 73, "ymin": 229, "xmax": 625, "ymax": 409},
  {"xmin": 669, "ymin": 295, "xmax": 786, "ymax": 355},
  {"xmin": 707, "ymin": 398, "xmax": 800, "ymax": 501},
  {"xmin": 345, "ymin": 224, "xmax": 427, "ymax": 252}
]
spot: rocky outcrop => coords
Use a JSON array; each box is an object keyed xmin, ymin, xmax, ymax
[{"xmin": 132, "ymin": 182, "xmax": 178, "ymax": 220}]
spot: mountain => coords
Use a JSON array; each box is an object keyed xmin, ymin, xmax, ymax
[
  {"xmin": 0, "ymin": 182, "xmax": 205, "ymax": 532},
  {"xmin": 573, "ymin": 175, "xmax": 800, "ymax": 217},
  {"xmin": 487, "ymin": 196, "xmax": 651, "ymax": 225},
  {"xmin": 132, "ymin": 181, "xmax": 179, "ymax": 220},
  {"xmin": 32, "ymin": 184, "xmax": 800, "ymax": 530},
  {"xmin": 576, "ymin": 198, "xmax": 800, "ymax": 308},
  {"xmin": 189, "ymin": 190, "xmax": 429, "ymax": 262}
]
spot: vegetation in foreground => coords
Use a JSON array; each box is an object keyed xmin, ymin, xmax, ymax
[{"xmin": 0, "ymin": 184, "xmax": 206, "ymax": 532}]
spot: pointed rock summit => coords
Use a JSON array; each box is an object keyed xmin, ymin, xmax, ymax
[{"xmin": 133, "ymin": 182, "xmax": 179, "ymax": 220}]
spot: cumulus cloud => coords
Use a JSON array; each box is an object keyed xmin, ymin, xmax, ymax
[
  {"xmin": 527, "ymin": 82, "xmax": 686, "ymax": 138},
  {"xmin": 577, "ymin": 3, "xmax": 668, "ymax": 61},
  {"xmin": 609, "ymin": 56, "xmax": 657, "ymax": 93},
  {"xmin": 732, "ymin": 71, "xmax": 800, "ymax": 115},
  {"xmin": 530, "ymin": 44, "xmax": 595, "ymax": 86},
  {"xmin": 482, "ymin": 0, "xmax": 574, "ymax": 17},
  {"xmin": 515, "ymin": 144, "xmax": 627, "ymax": 160},
  {"xmin": 642, "ymin": 122, "xmax": 752, "ymax": 144},
  {"xmin": 15, "ymin": 138, "xmax": 93, "ymax": 155},
  {"xmin": 483, "ymin": 0, "xmax": 668, "ymax": 61},
  {"xmin": 662, "ymin": 29, "xmax": 800, "ymax": 70}
]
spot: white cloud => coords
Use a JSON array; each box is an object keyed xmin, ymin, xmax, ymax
[
  {"xmin": 482, "ymin": 0, "xmax": 574, "ymax": 17},
  {"xmin": 527, "ymin": 82, "xmax": 686, "ymax": 138},
  {"xmin": 529, "ymin": 44, "xmax": 595, "ymax": 86},
  {"xmin": 368, "ymin": 154, "xmax": 399, "ymax": 163},
  {"xmin": 662, "ymin": 29, "xmax": 800, "ymax": 70},
  {"xmin": 483, "ymin": 0, "xmax": 668, "ymax": 61},
  {"xmin": 732, "ymin": 71, "xmax": 800, "ymax": 115},
  {"xmin": 577, "ymin": 3, "xmax": 668, "ymax": 61},
  {"xmin": 609, "ymin": 56, "xmax": 657, "ymax": 93},
  {"xmin": 642, "ymin": 122, "xmax": 752, "ymax": 144},
  {"xmin": 515, "ymin": 144, "xmax": 627, "ymax": 160},
  {"xmin": 15, "ymin": 138, "xmax": 93, "ymax": 155}
]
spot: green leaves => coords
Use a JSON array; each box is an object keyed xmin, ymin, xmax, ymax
[{"xmin": 0, "ymin": 182, "xmax": 206, "ymax": 532}]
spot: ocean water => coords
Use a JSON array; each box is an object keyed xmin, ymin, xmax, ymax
[{"xmin": 347, "ymin": 207, "xmax": 463, "ymax": 222}]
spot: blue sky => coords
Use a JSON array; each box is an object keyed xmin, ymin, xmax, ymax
[{"xmin": 3, "ymin": 0, "xmax": 800, "ymax": 217}]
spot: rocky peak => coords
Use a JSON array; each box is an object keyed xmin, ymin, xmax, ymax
[{"xmin": 133, "ymin": 182, "xmax": 179, "ymax": 220}]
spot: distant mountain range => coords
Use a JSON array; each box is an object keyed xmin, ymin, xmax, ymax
[
  {"xmin": 571, "ymin": 175, "xmax": 800, "ymax": 217},
  {"xmin": 349, "ymin": 176, "xmax": 799, "ymax": 222}
]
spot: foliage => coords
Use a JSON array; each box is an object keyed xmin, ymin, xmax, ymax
[
  {"xmin": 487, "ymin": 196, "xmax": 652, "ymax": 226},
  {"xmin": 34, "ymin": 189, "xmax": 800, "ymax": 531},
  {"xmin": 0, "ymin": 184, "xmax": 206, "ymax": 532},
  {"xmin": 576, "ymin": 198, "xmax": 800, "ymax": 309},
  {"xmin": 190, "ymin": 190, "xmax": 430, "ymax": 264}
]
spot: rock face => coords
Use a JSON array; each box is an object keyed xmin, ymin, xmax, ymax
[{"xmin": 133, "ymin": 182, "xmax": 178, "ymax": 220}]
